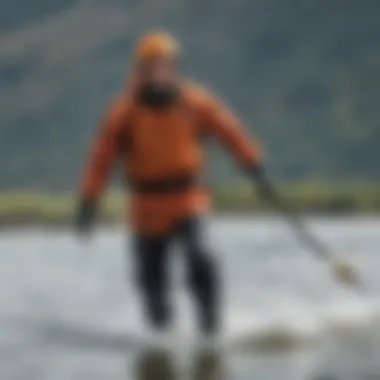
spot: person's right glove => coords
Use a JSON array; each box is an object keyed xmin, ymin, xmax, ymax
[{"xmin": 245, "ymin": 164, "xmax": 279, "ymax": 205}]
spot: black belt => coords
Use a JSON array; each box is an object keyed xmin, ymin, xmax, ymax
[{"xmin": 131, "ymin": 175, "xmax": 201, "ymax": 194}]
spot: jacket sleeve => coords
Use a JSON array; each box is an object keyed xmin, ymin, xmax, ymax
[
  {"xmin": 79, "ymin": 99, "xmax": 127, "ymax": 200},
  {"xmin": 198, "ymin": 91, "xmax": 261, "ymax": 168}
]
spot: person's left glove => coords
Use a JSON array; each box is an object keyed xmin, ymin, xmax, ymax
[{"xmin": 74, "ymin": 197, "xmax": 97, "ymax": 236}]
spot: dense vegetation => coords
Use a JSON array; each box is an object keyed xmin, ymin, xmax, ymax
[{"xmin": 0, "ymin": 0, "xmax": 379, "ymax": 192}]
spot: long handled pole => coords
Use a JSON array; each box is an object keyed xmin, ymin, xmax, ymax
[
  {"xmin": 256, "ymin": 178, "xmax": 365, "ymax": 291},
  {"xmin": 284, "ymin": 211, "xmax": 365, "ymax": 291}
]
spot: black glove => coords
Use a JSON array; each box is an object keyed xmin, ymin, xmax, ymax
[
  {"xmin": 74, "ymin": 197, "xmax": 97, "ymax": 235},
  {"xmin": 245, "ymin": 164, "xmax": 279, "ymax": 205}
]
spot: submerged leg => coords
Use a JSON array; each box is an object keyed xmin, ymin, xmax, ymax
[
  {"xmin": 133, "ymin": 234, "xmax": 171, "ymax": 330},
  {"xmin": 176, "ymin": 216, "xmax": 221, "ymax": 335}
]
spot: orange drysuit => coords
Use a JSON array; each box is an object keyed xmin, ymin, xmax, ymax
[{"xmin": 80, "ymin": 83, "xmax": 261, "ymax": 235}]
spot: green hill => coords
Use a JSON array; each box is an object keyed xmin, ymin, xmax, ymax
[{"xmin": 0, "ymin": 0, "xmax": 379, "ymax": 190}]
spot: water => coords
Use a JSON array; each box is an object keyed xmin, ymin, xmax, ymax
[{"xmin": 1, "ymin": 217, "xmax": 380, "ymax": 380}]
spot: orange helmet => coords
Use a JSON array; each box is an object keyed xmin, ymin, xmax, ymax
[{"xmin": 134, "ymin": 31, "xmax": 180, "ymax": 62}]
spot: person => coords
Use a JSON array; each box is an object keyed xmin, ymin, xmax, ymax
[{"xmin": 75, "ymin": 31, "xmax": 276, "ymax": 338}]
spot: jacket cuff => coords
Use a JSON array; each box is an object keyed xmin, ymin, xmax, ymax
[{"xmin": 243, "ymin": 162, "xmax": 266, "ymax": 181}]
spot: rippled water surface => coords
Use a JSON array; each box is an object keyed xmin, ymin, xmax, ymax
[{"xmin": 1, "ymin": 217, "xmax": 380, "ymax": 380}]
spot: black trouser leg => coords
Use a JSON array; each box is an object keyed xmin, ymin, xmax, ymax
[
  {"xmin": 176, "ymin": 216, "xmax": 221, "ymax": 335},
  {"xmin": 133, "ymin": 235, "xmax": 171, "ymax": 330}
]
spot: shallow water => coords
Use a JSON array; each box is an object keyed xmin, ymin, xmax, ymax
[{"xmin": 1, "ymin": 217, "xmax": 380, "ymax": 379}]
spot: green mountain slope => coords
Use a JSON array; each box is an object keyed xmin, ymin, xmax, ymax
[{"xmin": 0, "ymin": 0, "xmax": 379, "ymax": 189}]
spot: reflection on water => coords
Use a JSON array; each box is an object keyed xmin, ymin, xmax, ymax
[
  {"xmin": 134, "ymin": 347, "xmax": 225, "ymax": 380},
  {"xmin": 134, "ymin": 348, "xmax": 177, "ymax": 380},
  {"xmin": 1, "ymin": 220, "xmax": 380, "ymax": 380},
  {"xmin": 190, "ymin": 349, "xmax": 225, "ymax": 380}
]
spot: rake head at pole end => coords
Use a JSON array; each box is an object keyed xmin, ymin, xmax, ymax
[{"xmin": 330, "ymin": 256, "xmax": 366, "ymax": 292}]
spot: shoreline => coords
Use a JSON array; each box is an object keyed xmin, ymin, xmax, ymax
[
  {"xmin": 0, "ymin": 211, "xmax": 379, "ymax": 231},
  {"xmin": 1, "ymin": 182, "xmax": 380, "ymax": 230}
]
